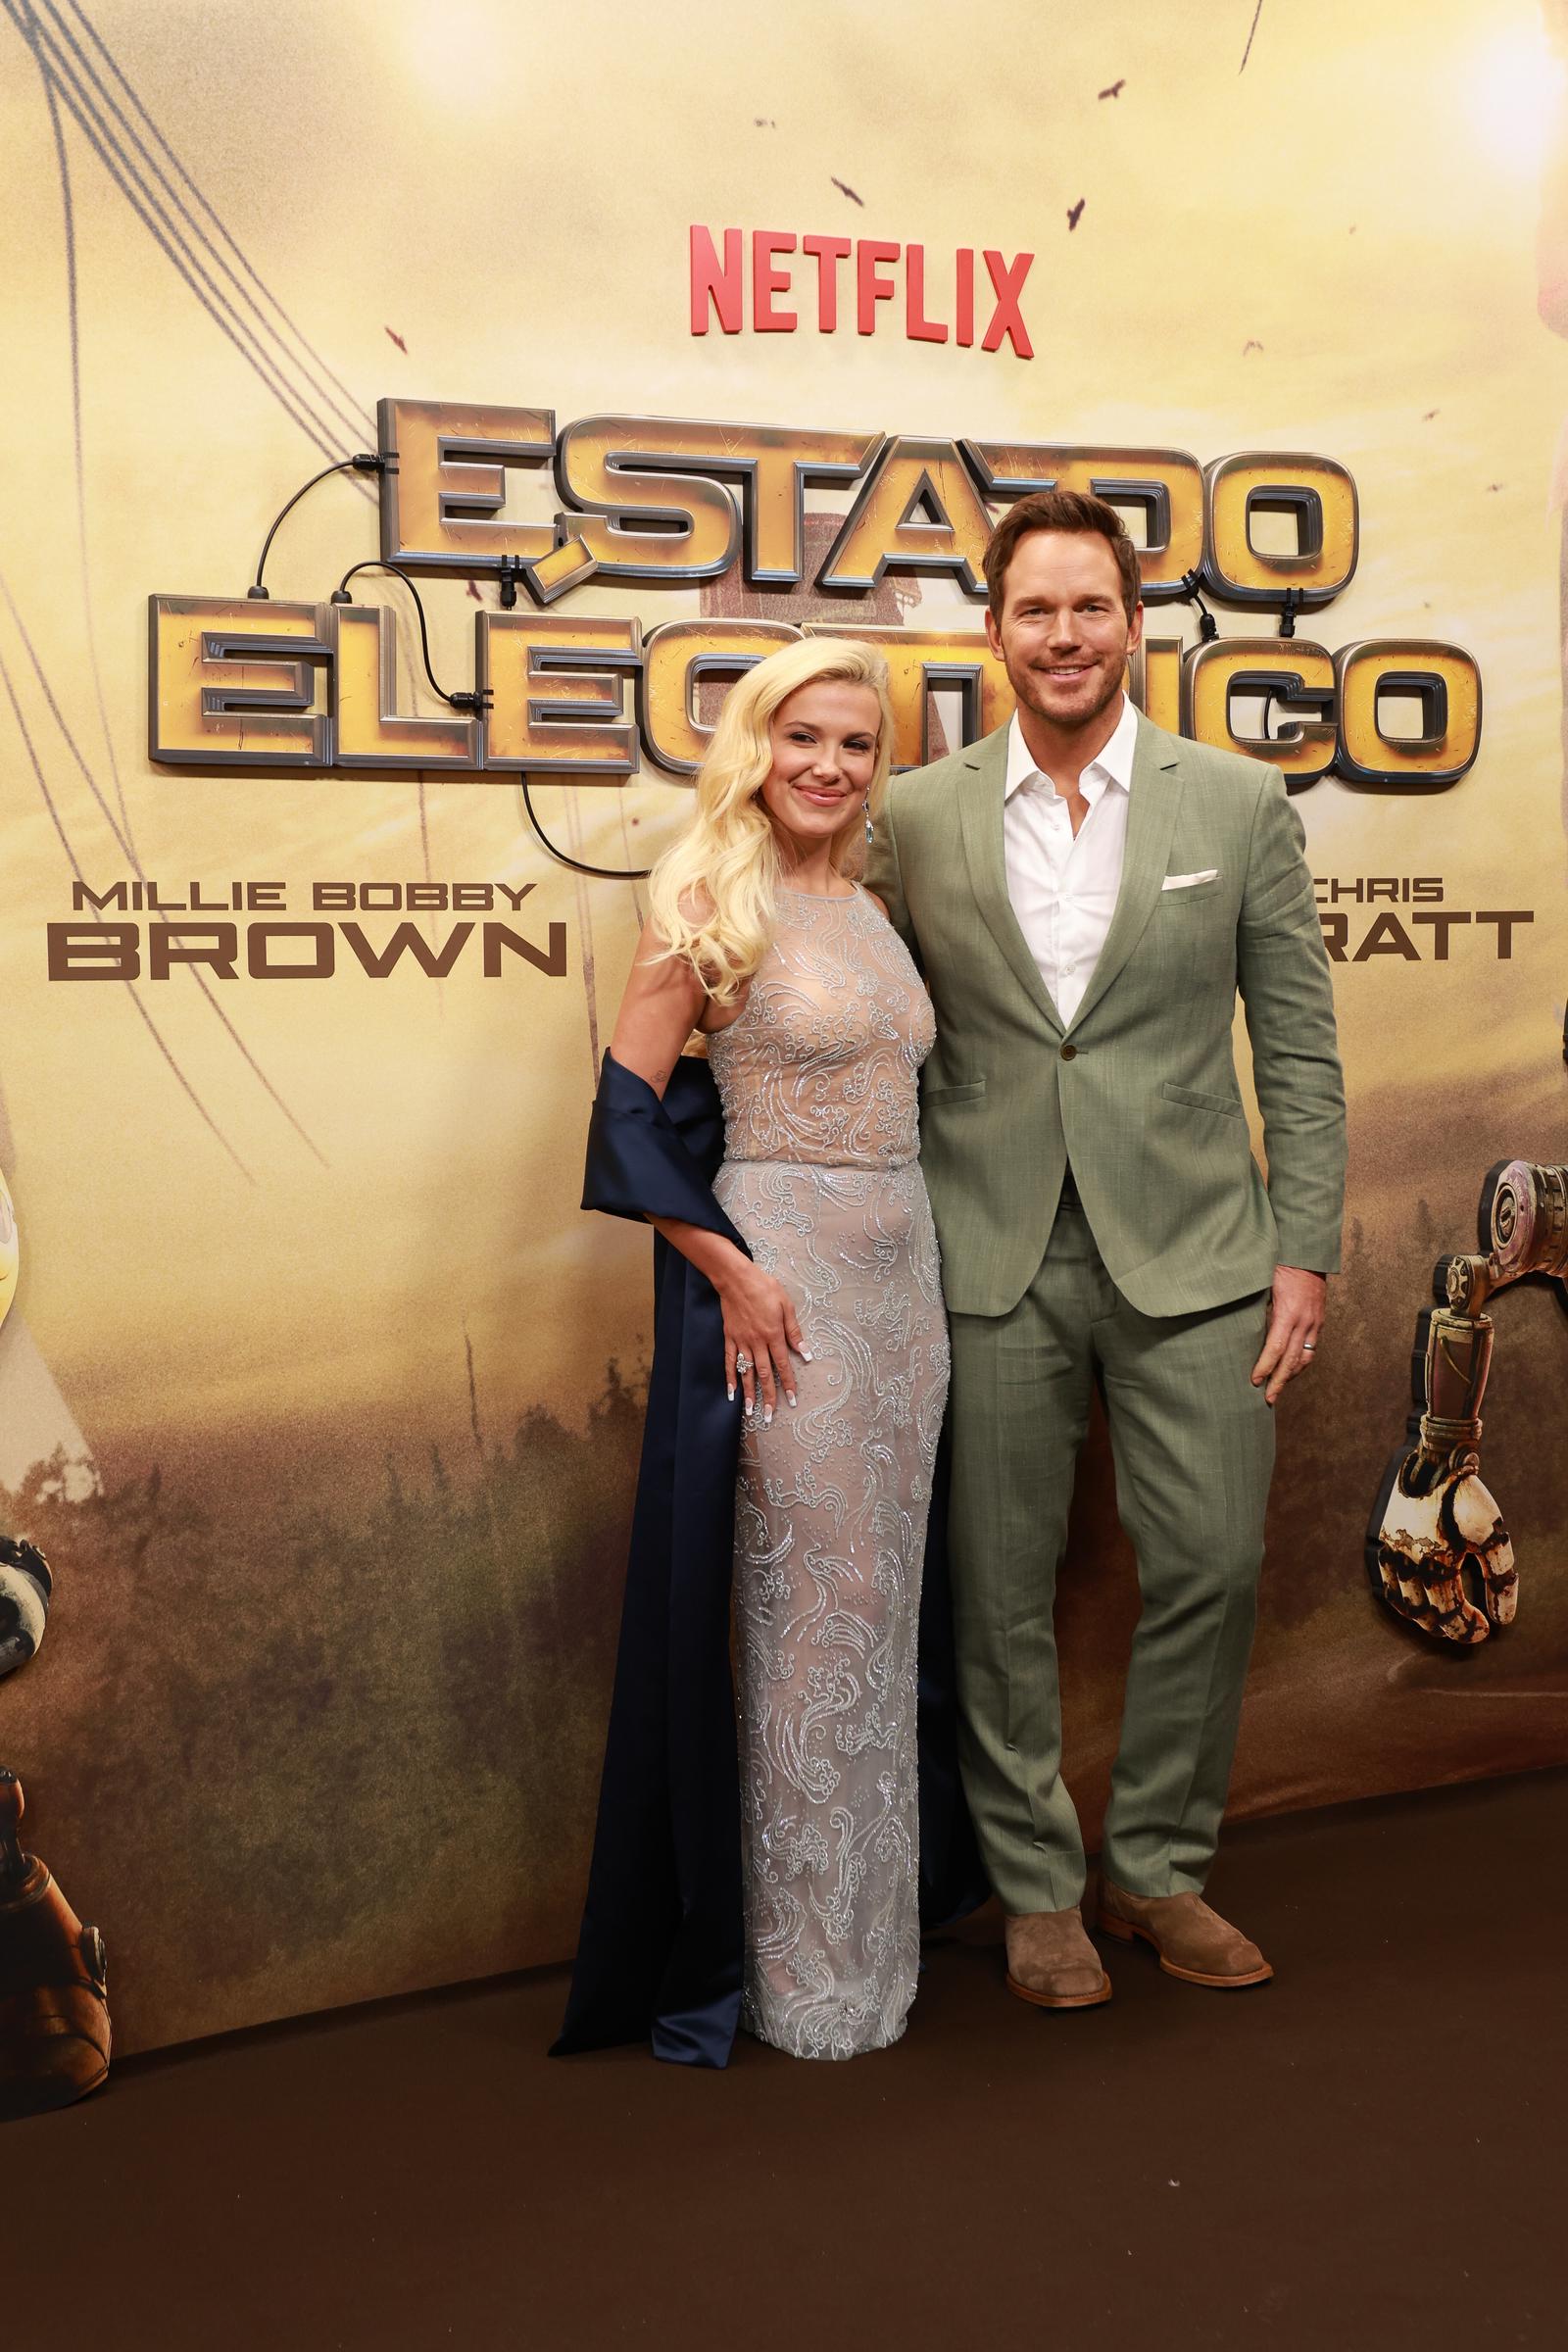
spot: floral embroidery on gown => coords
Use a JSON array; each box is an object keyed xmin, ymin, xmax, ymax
[{"xmin": 708, "ymin": 883, "xmax": 949, "ymax": 2059}]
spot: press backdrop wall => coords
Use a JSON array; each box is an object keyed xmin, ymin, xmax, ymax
[{"xmin": 2, "ymin": 0, "xmax": 1566, "ymax": 2055}]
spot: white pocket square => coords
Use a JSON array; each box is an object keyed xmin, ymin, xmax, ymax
[{"xmin": 1162, "ymin": 868, "xmax": 1219, "ymax": 890}]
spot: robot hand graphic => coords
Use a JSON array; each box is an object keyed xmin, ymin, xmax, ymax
[
  {"xmin": 1370, "ymin": 1425, "xmax": 1517, "ymax": 1644},
  {"xmin": 0, "ymin": 1769, "xmax": 111, "ymax": 2116},
  {"xmin": 1367, "ymin": 1155, "xmax": 1565, "ymax": 1643}
]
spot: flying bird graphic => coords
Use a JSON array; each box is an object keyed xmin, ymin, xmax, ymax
[
  {"xmin": 384, "ymin": 326, "xmax": 408, "ymax": 354},
  {"xmin": 1099, "ymin": 79, "xmax": 1125, "ymax": 99},
  {"xmin": 1066, "ymin": 199, "xmax": 1086, "ymax": 230},
  {"xmin": 1243, "ymin": 338, "xmax": 1264, "ymax": 355},
  {"xmin": 831, "ymin": 176, "xmax": 864, "ymax": 206},
  {"xmin": 1423, "ymin": 408, "xmax": 1440, "ymax": 420}
]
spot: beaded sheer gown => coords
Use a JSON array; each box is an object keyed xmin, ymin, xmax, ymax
[{"xmin": 707, "ymin": 882, "xmax": 949, "ymax": 2060}]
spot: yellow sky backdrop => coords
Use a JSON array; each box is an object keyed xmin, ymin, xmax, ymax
[{"xmin": 1, "ymin": 0, "xmax": 1565, "ymax": 1505}]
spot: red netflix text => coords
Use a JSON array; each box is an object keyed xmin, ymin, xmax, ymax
[{"xmin": 689, "ymin": 226, "xmax": 1034, "ymax": 357}]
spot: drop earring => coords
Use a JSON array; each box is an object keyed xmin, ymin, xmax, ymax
[{"xmin": 864, "ymin": 806, "xmax": 874, "ymax": 845}]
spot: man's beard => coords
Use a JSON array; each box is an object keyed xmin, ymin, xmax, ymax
[{"xmin": 1007, "ymin": 653, "xmax": 1125, "ymax": 735}]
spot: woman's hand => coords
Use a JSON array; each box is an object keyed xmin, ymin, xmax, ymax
[{"xmin": 717, "ymin": 1259, "xmax": 809, "ymax": 1422}]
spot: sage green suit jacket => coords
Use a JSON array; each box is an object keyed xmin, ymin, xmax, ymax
[{"xmin": 865, "ymin": 712, "xmax": 1347, "ymax": 1320}]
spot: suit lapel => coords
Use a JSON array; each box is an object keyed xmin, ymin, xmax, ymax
[
  {"xmin": 1066, "ymin": 712, "xmax": 1184, "ymax": 1034},
  {"xmin": 955, "ymin": 723, "xmax": 1064, "ymax": 1034}
]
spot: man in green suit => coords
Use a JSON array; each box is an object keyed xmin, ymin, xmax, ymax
[{"xmin": 866, "ymin": 490, "xmax": 1346, "ymax": 2006}]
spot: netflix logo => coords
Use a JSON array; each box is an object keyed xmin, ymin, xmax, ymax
[{"xmin": 689, "ymin": 226, "xmax": 1034, "ymax": 357}]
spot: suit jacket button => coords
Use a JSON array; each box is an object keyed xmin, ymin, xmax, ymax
[{"xmin": 1059, "ymin": 1043, "xmax": 1077, "ymax": 1061}]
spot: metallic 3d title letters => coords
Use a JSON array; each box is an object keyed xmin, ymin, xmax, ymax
[{"xmin": 144, "ymin": 400, "xmax": 1484, "ymax": 794}]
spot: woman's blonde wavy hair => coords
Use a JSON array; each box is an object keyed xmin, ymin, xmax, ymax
[{"xmin": 648, "ymin": 635, "xmax": 894, "ymax": 1004}]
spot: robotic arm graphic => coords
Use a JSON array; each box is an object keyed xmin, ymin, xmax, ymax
[
  {"xmin": 0, "ymin": 1164, "xmax": 106, "ymax": 2115},
  {"xmin": 0, "ymin": 1539, "xmax": 50, "ymax": 1681},
  {"xmin": 0, "ymin": 1169, "xmax": 49, "ymax": 1683},
  {"xmin": 0, "ymin": 1164, "xmax": 15, "ymax": 1335},
  {"xmin": 1368, "ymin": 1135, "xmax": 1568, "ymax": 1643}
]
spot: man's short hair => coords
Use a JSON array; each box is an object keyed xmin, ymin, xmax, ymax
[{"xmin": 984, "ymin": 489, "xmax": 1143, "ymax": 624}]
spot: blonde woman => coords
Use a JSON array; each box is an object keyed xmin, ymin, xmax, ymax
[{"xmin": 554, "ymin": 638, "xmax": 964, "ymax": 2069}]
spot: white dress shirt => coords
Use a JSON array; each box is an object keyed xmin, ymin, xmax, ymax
[{"xmin": 1002, "ymin": 694, "xmax": 1139, "ymax": 1027}]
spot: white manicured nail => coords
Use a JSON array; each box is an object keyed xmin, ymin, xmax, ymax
[{"xmin": 800, "ymin": 1348, "xmax": 813, "ymax": 1362}]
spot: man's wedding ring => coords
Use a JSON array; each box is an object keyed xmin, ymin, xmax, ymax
[
  {"xmin": 735, "ymin": 1350, "xmax": 752, "ymax": 1373},
  {"xmin": 1301, "ymin": 1341, "xmax": 1316, "ymax": 1353}
]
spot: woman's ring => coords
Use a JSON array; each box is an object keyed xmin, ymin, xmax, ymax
[
  {"xmin": 1302, "ymin": 1341, "xmax": 1316, "ymax": 1354},
  {"xmin": 735, "ymin": 1350, "xmax": 752, "ymax": 1373}
]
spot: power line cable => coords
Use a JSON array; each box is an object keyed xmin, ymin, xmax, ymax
[
  {"xmin": 37, "ymin": 0, "xmax": 370, "ymax": 448},
  {"xmin": 21, "ymin": 3, "xmax": 348, "ymax": 458},
  {"xmin": 2, "ymin": 2, "xmax": 368, "ymax": 1171},
  {"xmin": 5, "ymin": 2, "xmax": 349, "ymax": 459},
  {"xmin": 0, "ymin": 642, "xmax": 255, "ymax": 1183},
  {"xmin": 562, "ymin": 792, "xmax": 602, "ymax": 1084},
  {"xmin": 5, "ymin": 9, "xmax": 339, "ymax": 1164},
  {"xmin": 1240, "ymin": 0, "xmax": 1266, "ymax": 75},
  {"xmin": 0, "ymin": 563, "xmax": 328, "ymax": 1164},
  {"xmin": 20, "ymin": 0, "xmax": 133, "ymax": 848},
  {"xmin": 63, "ymin": 0, "xmax": 372, "ymax": 435},
  {"xmin": 0, "ymin": 565, "xmax": 143, "ymax": 870}
]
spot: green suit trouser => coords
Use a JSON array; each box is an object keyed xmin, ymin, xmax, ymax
[{"xmin": 947, "ymin": 1200, "xmax": 1275, "ymax": 1914}]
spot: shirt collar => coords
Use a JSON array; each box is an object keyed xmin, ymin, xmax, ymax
[{"xmin": 1004, "ymin": 694, "xmax": 1140, "ymax": 804}]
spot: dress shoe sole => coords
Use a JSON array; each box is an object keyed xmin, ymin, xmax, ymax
[
  {"xmin": 1004, "ymin": 1970, "xmax": 1112, "ymax": 2010},
  {"xmin": 1098, "ymin": 1912, "xmax": 1273, "ymax": 1987}
]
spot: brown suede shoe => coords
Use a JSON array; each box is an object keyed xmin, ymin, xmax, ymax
[
  {"xmin": 1004, "ymin": 1907, "xmax": 1112, "ymax": 2009},
  {"xmin": 1098, "ymin": 1880, "xmax": 1273, "ymax": 1988}
]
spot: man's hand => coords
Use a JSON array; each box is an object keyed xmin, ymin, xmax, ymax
[{"xmin": 1250, "ymin": 1266, "xmax": 1327, "ymax": 1405}]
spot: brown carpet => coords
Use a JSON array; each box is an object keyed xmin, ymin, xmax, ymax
[{"xmin": 12, "ymin": 1770, "xmax": 1566, "ymax": 2351}]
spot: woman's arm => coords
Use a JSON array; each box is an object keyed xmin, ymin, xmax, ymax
[
  {"xmin": 609, "ymin": 919, "xmax": 711, "ymax": 1100},
  {"xmin": 608, "ymin": 923, "xmax": 806, "ymax": 1418}
]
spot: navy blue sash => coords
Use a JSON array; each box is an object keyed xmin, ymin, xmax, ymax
[
  {"xmin": 553, "ymin": 1050, "xmax": 985, "ymax": 2069},
  {"xmin": 551, "ymin": 1052, "xmax": 747, "ymax": 2067}
]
